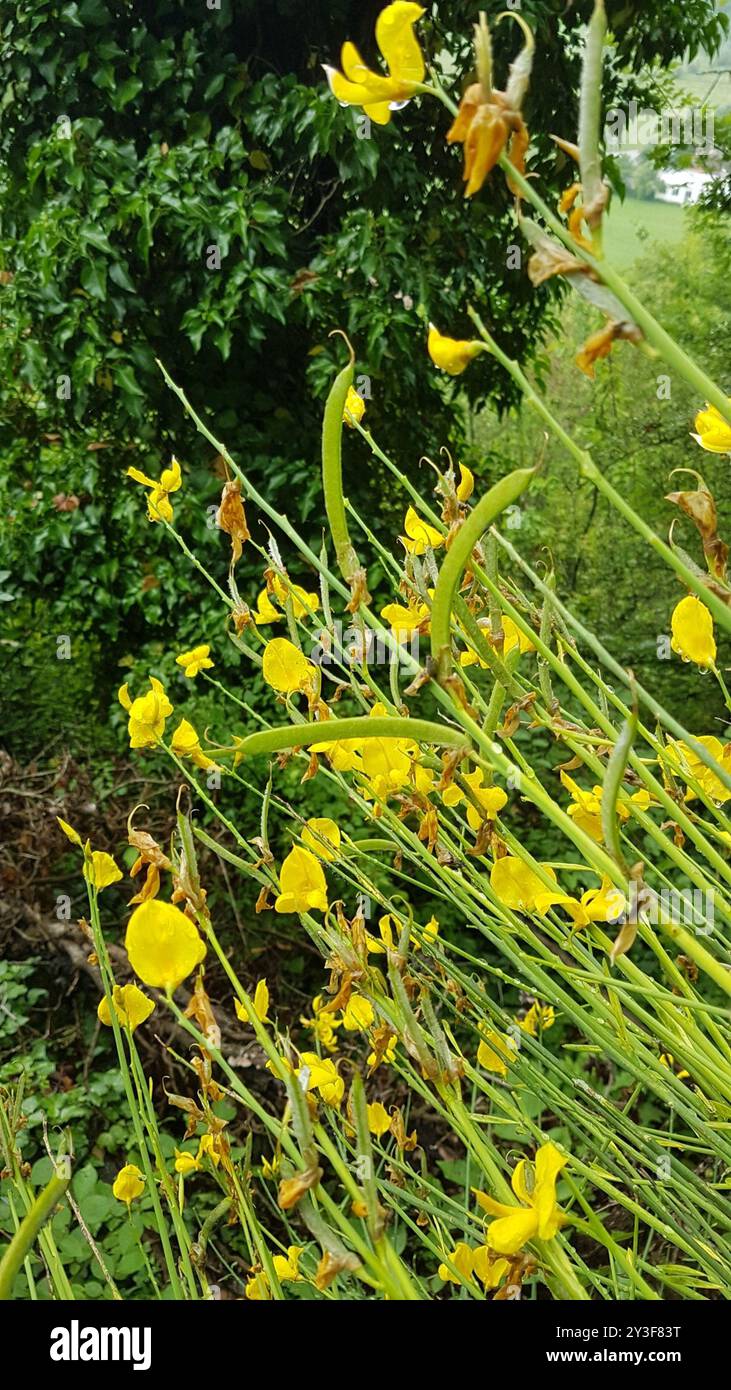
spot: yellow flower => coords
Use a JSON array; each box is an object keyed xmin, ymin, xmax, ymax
[
  {"xmin": 253, "ymin": 588, "xmax": 283, "ymax": 624},
  {"xmin": 118, "ymin": 676, "xmax": 173, "ymax": 749},
  {"xmin": 343, "ymin": 385, "xmax": 366, "ymax": 426},
  {"xmin": 438, "ymin": 1241, "xmax": 475, "ymax": 1284},
  {"xmin": 341, "ymin": 995, "xmax": 374, "ymax": 1031},
  {"xmin": 422, "ymin": 914, "xmax": 439, "ymax": 946},
  {"xmin": 254, "ymin": 978, "xmax": 269, "ymax": 1022},
  {"xmin": 442, "ymin": 768, "xmax": 507, "ymax": 831},
  {"xmin": 113, "ymin": 1163, "xmax": 145, "ymax": 1206},
  {"xmin": 460, "ymin": 613, "xmax": 535, "ymax": 667},
  {"xmin": 474, "ymin": 1141, "xmax": 568, "ymax": 1255},
  {"xmin": 298, "ymin": 1052, "xmax": 344, "ymax": 1106},
  {"xmin": 427, "ymin": 324, "xmax": 484, "ymax": 376},
  {"xmin": 57, "ymin": 817, "xmax": 82, "ymax": 846},
  {"xmin": 490, "ymin": 856, "xmax": 558, "ymax": 912},
  {"xmin": 174, "ymin": 1148, "xmax": 202, "ymax": 1176},
  {"xmin": 692, "ymin": 401, "xmax": 731, "ymax": 454},
  {"xmin": 301, "ymin": 817, "xmax": 341, "ymax": 862},
  {"xmin": 272, "ymin": 1245, "xmax": 304, "ymax": 1282},
  {"xmin": 367, "ymin": 911, "xmax": 437, "ymax": 954},
  {"xmin": 245, "ymin": 1272, "xmax": 271, "ymax": 1301},
  {"xmin": 659, "ymin": 1053, "xmax": 690, "ymax": 1081},
  {"xmin": 667, "ymin": 735, "xmax": 731, "ymax": 804},
  {"xmin": 457, "ymin": 463, "xmax": 474, "ymax": 502},
  {"xmin": 501, "ymin": 615, "xmax": 536, "ymax": 655},
  {"xmin": 399, "ymin": 505, "xmax": 444, "ymax": 555},
  {"xmin": 477, "ymin": 1027, "xmax": 515, "ymax": 1076},
  {"xmin": 519, "ymin": 1002, "xmax": 556, "ymax": 1036},
  {"xmin": 98, "ymin": 983, "xmax": 154, "ymax": 1033},
  {"xmin": 262, "ymin": 637, "xmax": 316, "ymax": 694},
  {"xmin": 279, "ymin": 576, "xmax": 319, "ymax": 614},
  {"xmin": 84, "ymin": 851, "xmax": 123, "ymax": 891},
  {"xmin": 279, "ymin": 581, "xmax": 319, "ymax": 618},
  {"xmin": 367, "ymin": 1101, "xmax": 392, "ymax": 1138},
  {"xmin": 380, "ymin": 599, "xmax": 430, "ymax": 634},
  {"xmin": 560, "ymin": 771, "xmax": 605, "ymax": 842},
  {"xmin": 275, "ymin": 845, "xmax": 328, "ymax": 914},
  {"xmin": 236, "ymin": 978, "xmax": 270, "ymax": 1024},
  {"xmin": 198, "ymin": 1134, "xmax": 225, "ymax": 1167},
  {"xmin": 255, "ymin": 574, "xmax": 320, "ymax": 623},
  {"xmin": 579, "ymin": 876, "xmax": 626, "ymax": 925},
  {"xmin": 300, "ymin": 994, "xmax": 342, "ymax": 1051},
  {"xmin": 127, "ymin": 457, "xmax": 182, "ymax": 524},
  {"xmin": 560, "ymin": 772, "xmax": 649, "ymax": 849},
  {"xmin": 360, "ymin": 733, "xmax": 413, "ymax": 799},
  {"xmin": 310, "ymin": 734, "xmax": 363, "ymax": 772},
  {"xmin": 170, "ymin": 718, "xmax": 217, "ymax": 771},
  {"xmin": 367, "ymin": 1037, "xmax": 397, "ymax": 1069},
  {"xmin": 175, "ymin": 644, "xmax": 213, "ymax": 678},
  {"xmin": 324, "ymin": 2, "xmax": 426, "ymax": 126},
  {"xmin": 472, "ymin": 1245, "xmax": 510, "ymax": 1290},
  {"xmin": 125, "ymin": 899, "xmax": 206, "ymax": 991},
  {"xmin": 671, "ymin": 595, "xmax": 716, "ymax": 668},
  {"xmin": 198, "ymin": 1133, "xmax": 225, "ymax": 1168}
]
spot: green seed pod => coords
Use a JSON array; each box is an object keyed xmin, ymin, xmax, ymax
[
  {"xmin": 322, "ymin": 338, "xmax": 361, "ymax": 584},
  {"xmin": 430, "ymin": 465, "xmax": 539, "ymax": 681}
]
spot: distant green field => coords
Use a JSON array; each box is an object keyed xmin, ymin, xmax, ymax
[
  {"xmin": 678, "ymin": 70, "xmax": 731, "ymax": 111},
  {"xmin": 604, "ymin": 196, "xmax": 688, "ymax": 269}
]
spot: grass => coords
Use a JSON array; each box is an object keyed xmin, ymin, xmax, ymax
[
  {"xmin": 604, "ymin": 196, "xmax": 687, "ymax": 270},
  {"xmin": 677, "ymin": 70, "xmax": 731, "ymax": 113}
]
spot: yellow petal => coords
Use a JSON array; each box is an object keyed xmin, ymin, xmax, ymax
[
  {"xmin": 401, "ymin": 505, "xmax": 443, "ymax": 554},
  {"xmin": 671, "ymin": 595, "xmax": 716, "ymax": 668},
  {"xmin": 457, "ymin": 463, "xmax": 474, "ymax": 501},
  {"xmin": 438, "ymin": 1240, "xmax": 474, "ymax": 1283},
  {"xmin": 486, "ymin": 1206, "xmax": 538, "ymax": 1255},
  {"xmin": 692, "ymin": 402, "xmax": 731, "ymax": 454},
  {"xmin": 57, "ymin": 817, "xmax": 82, "ymax": 846},
  {"xmin": 125, "ymin": 899, "xmax": 206, "ymax": 991},
  {"xmin": 375, "ymin": 2, "xmax": 426, "ymax": 84},
  {"xmin": 254, "ymin": 978, "xmax": 270, "ymax": 1022},
  {"xmin": 112, "ymin": 1163, "xmax": 145, "ymax": 1205},
  {"xmin": 343, "ymin": 384, "xmax": 366, "ymax": 425},
  {"xmin": 490, "ymin": 856, "xmax": 557, "ymax": 911},
  {"xmin": 262, "ymin": 637, "xmax": 315, "ymax": 694},
  {"xmin": 427, "ymin": 324, "xmax": 483, "ymax": 376},
  {"xmin": 127, "ymin": 466, "xmax": 157, "ymax": 488},
  {"xmin": 84, "ymin": 851, "xmax": 123, "ymax": 891},
  {"xmin": 300, "ymin": 817, "xmax": 341, "ymax": 862},
  {"xmin": 472, "ymin": 1246, "xmax": 509, "ymax": 1289},
  {"xmin": 274, "ymin": 846, "xmax": 328, "ymax": 915},
  {"xmin": 367, "ymin": 1101, "xmax": 392, "ymax": 1138}
]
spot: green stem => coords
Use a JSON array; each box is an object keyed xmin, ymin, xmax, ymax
[{"xmin": 0, "ymin": 1163, "xmax": 70, "ymax": 1301}]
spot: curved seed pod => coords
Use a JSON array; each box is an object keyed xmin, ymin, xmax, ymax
[
  {"xmin": 601, "ymin": 702, "xmax": 638, "ymax": 874},
  {"xmin": 229, "ymin": 715, "xmax": 465, "ymax": 761},
  {"xmin": 322, "ymin": 336, "xmax": 362, "ymax": 586},
  {"xmin": 430, "ymin": 466, "xmax": 539, "ymax": 681}
]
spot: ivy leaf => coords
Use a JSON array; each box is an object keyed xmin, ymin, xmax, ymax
[{"xmin": 80, "ymin": 260, "xmax": 107, "ymax": 300}]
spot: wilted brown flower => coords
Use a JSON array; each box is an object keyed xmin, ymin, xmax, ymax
[
  {"xmin": 447, "ymin": 13, "xmax": 534, "ymax": 199},
  {"xmin": 217, "ymin": 478, "xmax": 250, "ymax": 567}
]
